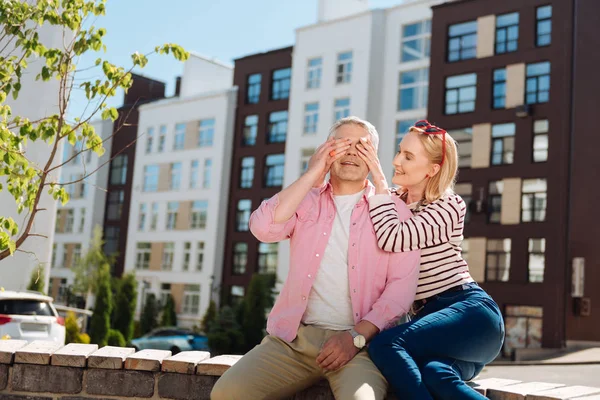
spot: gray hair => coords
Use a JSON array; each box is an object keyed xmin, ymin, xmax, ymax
[{"xmin": 328, "ymin": 116, "xmax": 380, "ymax": 150}]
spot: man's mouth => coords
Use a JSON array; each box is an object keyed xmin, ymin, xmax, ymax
[{"xmin": 341, "ymin": 161, "xmax": 359, "ymax": 167}]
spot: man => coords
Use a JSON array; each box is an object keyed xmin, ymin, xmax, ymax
[{"xmin": 211, "ymin": 117, "xmax": 420, "ymax": 400}]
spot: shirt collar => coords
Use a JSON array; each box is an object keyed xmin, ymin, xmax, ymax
[{"xmin": 319, "ymin": 180, "xmax": 375, "ymax": 203}]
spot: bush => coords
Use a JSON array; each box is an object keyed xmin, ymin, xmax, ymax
[
  {"xmin": 78, "ymin": 333, "xmax": 91, "ymax": 344},
  {"xmin": 207, "ymin": 306, "xmax": 245, "ymax": 355},
  {"xmin": 65, "ymin": 311, "xmax": 90, "ymax": 344},
  {"xmin": 160, "ymin": 294, "xmax": 177, "ymax": 327},
  {"xmin": 26, "ymin": 265, "xmax": 45, "ymax": 295},
  {"xmin": 240, "ymin": 274, "xmax": 275, "ymax": 352},
  {"xmin": 90, "ymin": 264, "xmax": 112, "ymax": 346},
  {"xmin": 107, "ymin": 329, "xmax": 126, "ymax": 347},
  {"xmin": 140, "ymin": 293, "xmax": 159, "ymax": 335},
  {"xmin": 201, "ymin": 300, "xmax": 217, "ymax": 334},
  {"xmin": 113, "ymin": 273, "xmax": 137, "ymax": 342}
]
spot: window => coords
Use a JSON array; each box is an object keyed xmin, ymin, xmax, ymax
[
  {"xmin": 138, "ymin": 203, "xmax": 147, "ymax": 231},
  {"xmin": 264, "ymin": 154, "xmax": 285, "ymax": 187},
  {"xmin": 183, "ymin": 242, "xmax": 191, "ymax": 271},
  {"xmin": 57, "ymin": 278, "xmax": 67, "ymax": 303},
  {"xmin": 334, "ymin": 98, "xmax": 351, "ymax": 121},
  {"xmin": 182, "ymin": 284, "xmax": 200, "ymax": 315},
  {"xmin": 395, "ymin": 119, "xmax": 417, "ymax": 149},
  {"xmin": 158, "ymin": 125, "xmax": 166, "ymax": 153},
  {"xmin": 170, "ymin": 162, "xmax": 182, "ymax": 190},
  {"xmin": 504, "ymin": 306, "xmax": 543, "ymax": 357},
  {"xmin": 398, "ymin": 68, "xmax": 429, "ymax": 111},
  {"xmin": 166, "ymin": 201, "xmax": 179, "ymax": 230},
  {"xmin": 536, "ymin": 6, "xmax": 552, "ymax": 47},
  {"xmin": 449, "ymin": 127, "xmax": 473, "ymax": 168},
  {"xmin": 401, "ymin": 20, "xmax": 431, "ymax": 62},
  {"xmin": 150, "ymin": 203, "xmax": 158, "ymax": 231},
  {"xmin": 522, "ymin": 179, "xmax": 547, "ymax": 222},
  {"xmin": 240, "ymin": 157, "xmax": 255, "ymax": 189},
  {"xmin": 230, "ymin": 285, "xmax": 245, "ymax": 306},
  {"xmin": 304, "ymin": 103, "xmax": 319, "ymax": 135},
  {"xmin": 533, "ymin": 119, "xmax": 549, "ymax": 162},
  {"xmin": 488, "ymin": 181, "xmax": 503, "ymax": 223},
  {"xmin": 246, "ymin": 73, "xmax": 261, "ymax": 104},
  {"xmin": 62, "ymin": 244, "xmax": 69, "ymax": 267},
  {"xmin": 203, "ymin": 159, "xmax": 212, "ymax": 189},
  {"xmin": 190, "ymin": 160, "xmax": 200, "ymax": 189},
  {"xmin": 493, "ymin": 68, "xmax": 506, "ymax": 109},
  {"xmin": 528, "ymin": 238, "xmax": 546, "ymax": 283},
  {"xmin": 242, "ymin": 115, "xmax": 258, "ymax": 146},
  {"xmin": 79, "ymin": 208, "xmax": 85, "ymax": 233},
  {"xmin": 486, "ymin": 239, "xmax": 511, "ymax": 282},
  {"xmin": 267, "ymin": 111, "xmax": 288, "ymax": 143},
  {"xmin": 104, "ymin": 226, "xmax": 119, "ymax": 256},
  {"xmin": 146, "ymin": 127, "xmax": 154, "ymax": 154},
  {"xmin": 336, "ymin": 51, "xmax": 353, "ymax": 84},
  {"xmin": 447, "ymin": 20, "xmax": 477, "ymax": 62},
  {"xmin": 258, "ymin": 243, "xmax": 278, "ymax": 274},
  {"xmin": 191, "ymin": 200, "xmax": 208, "ymax": 229},
  {"xmin": 445, "ymin": 73, "xmax": 477, "ymax": 114},
  {"xmin": 307, "ymin": 57, "xmax": 322, "ymax": 89},
  {"xmin": 135, "ymin": 242, "xmax": 151, "ymax": 270},
  {"xmin": 73, "ymin": 244, "xmax": 81, "ymax": 266},
  {"xmin": 162, "ymin": 243, "xmax": 174, "ymax": 271},
  {"xmin": 196, "ymin": 242, "xmax": 204, "ymax": 271},
  {"xmin": 174, "ymin": 123, "xmax": 185, "ymax": 150},
  {"xmin": 160, "ymin": 283, "xmax": 171, "ymax": 307},
  {"xmin": 455, "ymin": 183, "xmax": 472, "ymax": 224},
  {"xmin": 143, "ymin": 165, "xmax": 159, "ymax": 192},
  {"xmin": 491, "ymin": 123, "xmax": 515, "ymax": 165},
  {"xmin": 236, "ymin": 200, "xmax": 252, "ymax": 232},
  {"xmin": 110, "ymin": 154, "xmax": 128, "ymax": 185},
  {"xmin": 51, "ymin": 244, "xmax": 57, "ymax": 268},
  {"xmin": 65, "ymin": 209, "xmax": 74, "ymax": 233},
  {"xmin": 300, "ymin": 148, "xmax": 314, "ymax": 174},
  {"xmin": 198, "ymin": 119, "xmax": 215, "ymax": 147},
  {"xmin": 271, "ymin": 68, "xmax": 291, "ymax": 100},
  {"xmin": 526, "ymin": 62, "xmax": 550, "ymax": 104},
  {"xmin": 233, "ymin": 243, "xmax": 248, "ymax": 275},
  {"xmin": 495, "ymin": 12, "xmax": 519, "ymax": 54}
]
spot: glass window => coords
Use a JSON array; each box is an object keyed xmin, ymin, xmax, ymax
[
  {"xmin": 191, "ymin": 200, "xmax": 208, "ymax": 229},
  {"xmin": 398, "ymin": 68, "xmax": 429, "ymax": 111},
  {"xmin": 64, "ymin": 209, "xmax": 75, "ymax": 233},
  {"xmin": 401, "ymin": 20, "xmax": 431, "ymax": 62},
  {"xmin": 166, "ymin": 201, "xmax": 179, "ymax": 230},
  {"xmin": 447, "ymin": 20, "xmax": 477, "ymax": 62},
  {"xmin": 300, "ymin": 148, "xmax": 315, "ymax": 175},
  {"xmin": 198, "ymin": 119, "xmax": 215, "ymax": 147},
  {"xmin": 145, "ymin": 127, "xmax": 154, "ymax": 154},
  {"xmin": 445, "ymin": 73, "xmax": 477, "ymax": 114},
  {"xmin": 307, "ymin": 57, "xmax": 322, "ymax": 89},
  {"xmin": 258, "ymin": 243, "xmax": 278, "ymax": 274},
  {"xmin": 488, "ymin": 180, "xmax": 503, "ymax": 223},
  {"xmin": 495, "ymin": 12, "xmax": 519, "ymax": 54},
  {"xmin": 158, "ymin": 125, "xmax": 166, "ymax": 153},
  {"xmin": 522, "ymin": 179, "xmax": 547, "ymax": 222},
  {"xmin": 203, "ymin": 158, "xmax": 212, "ymax": 189},
  {"xmin": 395, "ymin": 119, "xmax": 418, "ymax": 149},
  {"xmin": 267, "ymin": 111, "xmax": 288, "ymax": 144},
  {"xmin": 72, "ymin": 244, "xmax": 81, "ymax": 266},
  {"xmin": 173, "ymin": 123, "xmax": 185, "ymax": 150},
  {"xmin": 454, "ymin": 183, "xmax": 472, "ymax": 223},
  {"xmin": 304, "ymin": 103, "xmax": 319, "ymax": 135},
  {"xmin": 526, "ymin": 62, "xmax": 551, "ymax": 104},
  {"xmin": 336, "ymin": 51, "xmax": 353, "ymax": 84},
  {"xmin": 183, "ymin": 242, "xmax": 191, "ymax": 271},
  {"xmin": 135, "ymin": 242, "xmax": 151, "ymax": 270},
  {"xmin": 236, "ymin": 199, "xmax": 252, "ymax": 232},
  {"xmin": 533, "ymin": 119, "xmax": 549, "ymax": 163},
  {"xmin": 51, "ymin": 243, "xmax": 57, "ymax": 268},
  {"xmin": 196, "ymin": 242, "xmax": 204, "ymax": 271},
  {"xmin": 242, "ymin": 115, "xmax": 258, "ymax": 146},
  {"xmin": 182, "ymin": 284, "xmax": 200, "ymax": 315},
  {"xmin": 107, "ymin": 190, "xmax": 124, "ymax": 220},
  {"xmin": 536, "ymin": 6, "xmax": 552, "ymax": 47},
  {"xmin": 448, "ymin": 127, "xmax": 473, "ymax": 168},
  {"xmin": 246, "ymin": 73, "xmax": 261, "ymax": 104},
  {"xmin": 138, "ymin": 203, "xmax": 147, "ymax": 231},
  {"xmin": 230, "ymin": 285, "xmax": 245, "ymax": 306},
  {"xmin": 160, "ymin": 283, "xmax": 171, "ymax": 307},
  {"xmin": 491, "ymin": 123, "xmax": 516, "ymax": 165},
  {"xmin": 334, "ymin": 98, "xmax": 351, "ymax": 121},
  {"xmin": 233, "ymin": 243, "xmax": 248, "ymax": 275},
  {"xmin": 528, "ymin": 238, "xmax": 546, "ymax": 283},
  {"xmin": 240, "ymin": 157, "xmax": 255, "ymax": 189},
  {"xmin": 271, "ymin": 68, "xmax": 291, "ymax": 100},
  {"xmin": 190, "ymin": 160, "xmax": 199, "ymax": 189},
  {"xmin": 110, "ymin": 154, "xmax": 128, "ymax": 185},
  {"xmin": 104, "ymin": 226, "xmax": 119, "ymax": 258},
  {"xmin": 264, "ymin": 154, "xmax": 285, "ymax": 187},
  {"xmin": 493, "ymin": 68, "xmax": 507, "ymax": 109},
  {"xmin": 150, "ymin": 203, "xmax": 158, "ymax": 231},
  {"xmin": 79, "ymin": 208, "xmax": 85, "ymax": 233},
  {"xmin": 143, "ymin": 165, "xmax": 159, "ymax": 192},
  {"xmin": 162, "ymin": 242, "xmax": 174, "ymax": 271},
  {"xmin": 170, "ymin": 162, "xmax": 182, "ymax": 190},
  {"xmin": 503, "ymin": 305, "xmax": 543, "ymax": 357},
  {"xmin": 486, "ymin": 239, "xmax": 511, "ymax": 282}
]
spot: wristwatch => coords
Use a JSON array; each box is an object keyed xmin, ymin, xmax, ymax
[{"xmin": 348, "ymin": 328, "xmax": 366, "ymax": 349}]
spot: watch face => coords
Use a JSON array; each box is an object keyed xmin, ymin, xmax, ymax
[{"xmin": 354, "ymin": 335, "xmax": 366, "ymax": 348}]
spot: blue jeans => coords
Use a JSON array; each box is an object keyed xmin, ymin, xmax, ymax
[{"xmin": 368, "ymin": 283, "xmax": 505, "ymax": 399}]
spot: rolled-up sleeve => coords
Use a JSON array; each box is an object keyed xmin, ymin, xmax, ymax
[{"xmin": 249, "ymin": 194, "xmax": 298, "ymax": 243}]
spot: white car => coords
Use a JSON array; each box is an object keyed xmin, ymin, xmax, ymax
[{"xmin": 0, "ymin": 291, "xmax": 66, "ymax": 344}]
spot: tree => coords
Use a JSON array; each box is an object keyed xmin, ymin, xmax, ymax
[
  {"xmin": 140, "ymin": 293, "xmax": 159, "ymax": 335},
  {"xmin": 201, "ymin": 300, "xmax": 217, "ymax": 334},
  {"xmin": 160, "ymin": 294, "xmax": 177, "ymax": 327},
  {"xmin": 107, "ymin": 329, "xmax": 126, "ymax": 347},
  {"xmin": 0, "ymin": 0, "xmax": 188, "ymax": 260},
  {"xmin": 112, "ymin": 273, "xmax": 137, "ymax": 343},
  {"xmin": 240, "ymin": 274, "xmax": 275, "ymax": 352},
  {"xmin": 89, "ymin": 264, "xmax": 112, "ymax": 346},
  {"xmin": 65, "ymin": 311, "xmax": 90, "ymax": 344},
  {"xmin": 26, "ymin": 264, "xmax": 45, "ymax": 294},
  {"xmin": 207, "ymin": 306, "xmax": 245, "ymax": 356}
]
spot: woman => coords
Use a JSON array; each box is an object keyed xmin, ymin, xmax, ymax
[{"xmin": 355, "ymin": 120, "xmax": 505, "ymax": 399}]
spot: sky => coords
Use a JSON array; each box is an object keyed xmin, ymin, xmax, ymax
[{"xmin": 68, "ymin": 0, "xmax": 407, "ymax": 119}]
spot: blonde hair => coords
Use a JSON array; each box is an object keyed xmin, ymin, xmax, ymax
[
  {"xmin": 398, "ymin": 126, "xmax": 458, "ymax": 203},
  {"xmin": 328, "ymin": 116, "xmax": 380, "ymax": 150}
]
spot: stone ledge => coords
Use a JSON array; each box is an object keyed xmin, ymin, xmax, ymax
[{"xmin": 0, "ymin": 340, "xmax": 598, "ymax": 400}]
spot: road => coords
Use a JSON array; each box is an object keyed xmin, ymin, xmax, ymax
[{"xmin": 477, "ymin": 364, "xmax": 600, "ymax": 386}]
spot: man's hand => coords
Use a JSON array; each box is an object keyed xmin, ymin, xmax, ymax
[
  {"xmin": 308, "ymin": 137, "xmax": 352, "ymax": 187},
  {"xmin": 316, "ymin": 331, "xmax": 359, "ymax": 371},
  {"xmin": 356, "ymin": 137, "xmax": 389, "ymax": 194}
]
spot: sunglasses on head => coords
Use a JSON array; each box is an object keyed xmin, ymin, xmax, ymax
[{"xmin": 414, "ymin": 119, "xmax": 447, "ymax": 166}]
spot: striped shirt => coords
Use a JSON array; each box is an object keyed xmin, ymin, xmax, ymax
[{"xmin": 369, "ymin": 191, "xmax": 473, "ymax": 301}]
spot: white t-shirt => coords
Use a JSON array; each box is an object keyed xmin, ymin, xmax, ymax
[{"xmin": 301, "ymin": 190, "xmax": 365, "ymax": 330}]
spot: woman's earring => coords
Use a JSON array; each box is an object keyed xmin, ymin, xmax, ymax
[{"xmin": 425, "ymin": 174, "xmax": 430, "ymax": 178}]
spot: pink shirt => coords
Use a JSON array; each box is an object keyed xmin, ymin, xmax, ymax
[{"xmin": 249, "ymin": 181, "xmax": 421, "ymax": 342}]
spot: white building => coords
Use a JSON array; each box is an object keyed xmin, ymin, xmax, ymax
[
  {"xmin": 49, "ymin": 119, "xmax": 114, "ymax": 304},
  {"xmin": 125, "ymin": 53, "xmax": 237, "ymax": 328},
  {"xmin": 278, "ymin": 0, "xmax": 446, "ymax": 283}
]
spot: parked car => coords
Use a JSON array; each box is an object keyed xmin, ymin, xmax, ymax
[
  {"xmin": 0, "ymin": 291, "xmax": 66, "ymax": 344},
  {"xmin": 130, "ymin": 327, "xmax": 209, "ymax": 354}
]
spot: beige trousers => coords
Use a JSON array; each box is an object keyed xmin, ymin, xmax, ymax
[{"xmin": 211, "ymin": 324, "xmax": 388, "ymax": 400}]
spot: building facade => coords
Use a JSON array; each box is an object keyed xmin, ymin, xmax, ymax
[{"xmin": 125, "ymin": 54, "xmax": 237, "ymax": 327}]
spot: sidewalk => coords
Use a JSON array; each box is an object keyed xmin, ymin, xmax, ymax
[{"xmin": 492, "ymin": 347, "xmax": 600, "ymax": 366}]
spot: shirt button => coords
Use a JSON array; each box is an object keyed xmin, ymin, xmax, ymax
[
  {"xmin": 352, "ymin": 222, "xmax": 356, "ymax": 226},
  {"xmin": 323, "ymin": 232, "xmax": 327, "ymax": 236},
  {"xmin": 355, "ymin": 313, "xmax": 359, "ymax": 317},
  {"xmin": 353, "ymin": 289, "xmax": 357, "ymax": 293},
  {"xmin": 308, "ymin": 274, "xmax": 312, "ymax": 278},
  {"xmin": 352, "ymin": 243, "xmax": 356, "ymax": 247},
  {"xmin": 316, "ymin": 253, "xmax": 320, "ymax": 257},
  {"xmin": 352, "ymin": 266, "xmax": 356, "ymax": 269},
  {"xmin": 302, "ymin": 296, "xmax": 307, "ymax": 300}
]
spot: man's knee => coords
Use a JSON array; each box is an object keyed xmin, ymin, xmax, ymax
[{"xmin": 211, "ymin": 373, "xmax": 245, "ymax": 400}]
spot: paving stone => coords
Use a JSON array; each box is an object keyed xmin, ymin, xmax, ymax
[
  {"xmin": 87, "ymin": 346, "xmax": 135, "ymax": 369},
  {"xmin": 124, "ymin": 349, "xmax": 171, "ymax": 372},
  {"xmin": 527, "ymin": 385, "xmax": 600, "ymax": 399},
  {"xmin": 488, "ymin": 382, "xmax": 566, "ymax": 400},
  {"xmin": 196, "ymin": 355, "xmax": 242, "ymax": 376},
  {"xmin": 162, "ymin": 351, "xmax": 211, "ymax": 374},
  {"xmin": 0, "ymin": 340, "xmax": 28, "ymax": 364},
  {"xmin": 52, "ymin": 344, "xmax": 98, "ymax": 368},
  {"xmin": 14, "ymin": 341, "xmax": 63, "ymax": 365},
  {"xmin": 469, "ymin": 378, "xmax": 522, "ymax": 396}
]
